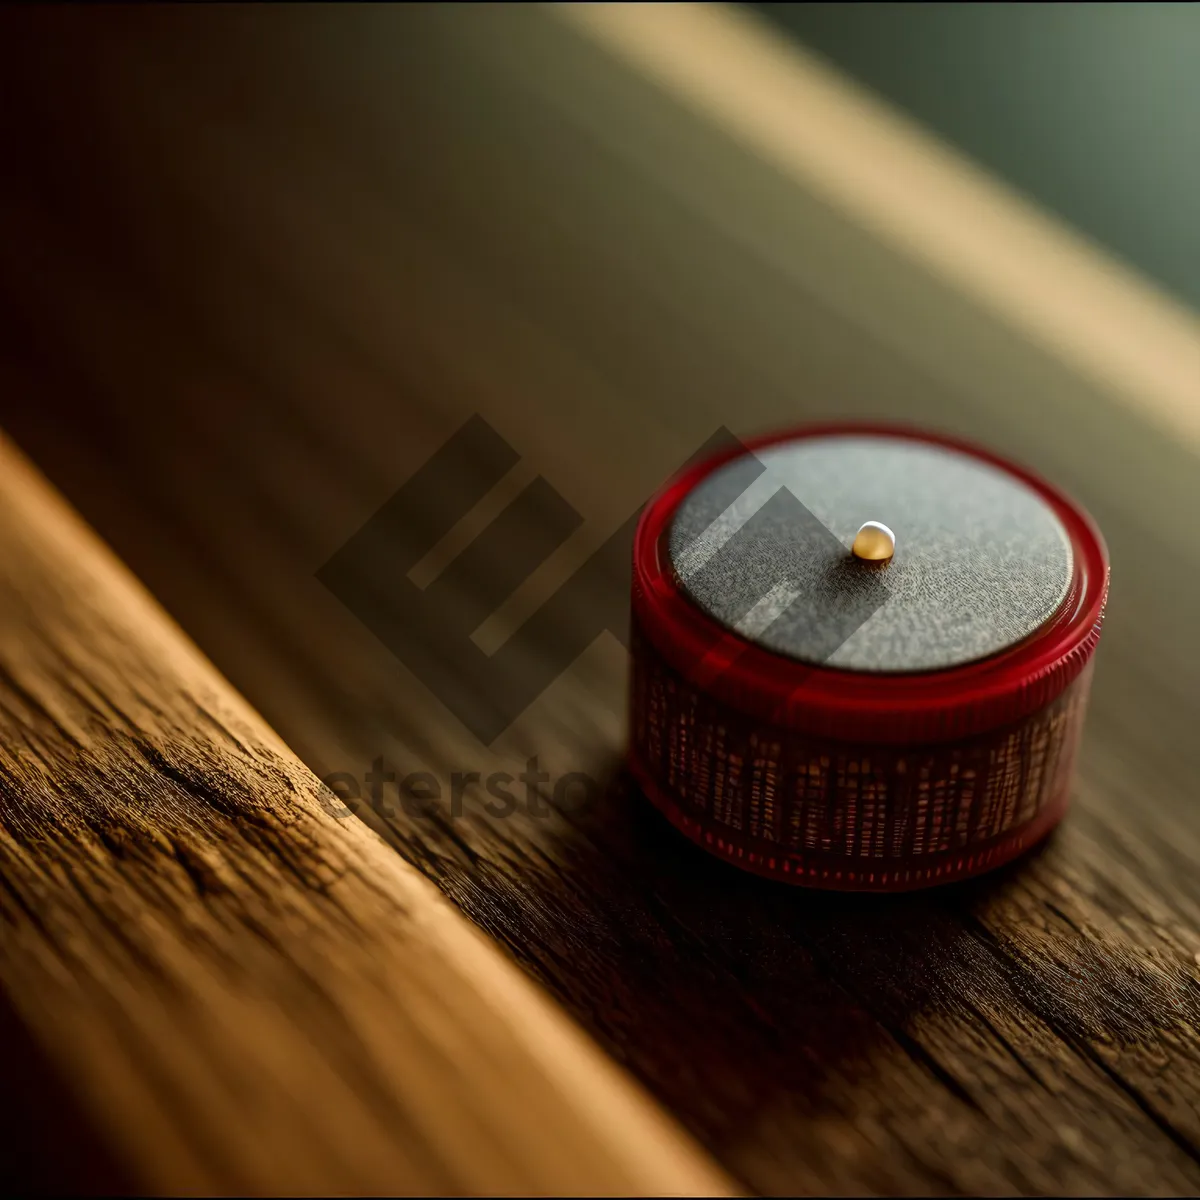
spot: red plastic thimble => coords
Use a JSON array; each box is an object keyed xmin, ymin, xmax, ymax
[{"xmin": 627, "ymin": 422, "xmax": 1109, "ymax": 891}]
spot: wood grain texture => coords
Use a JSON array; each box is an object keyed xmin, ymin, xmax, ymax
[
  {"xmin": 0, "ymin": 431, "xmax": 736, "ymax": 1196},
  {"xmin": 1, "ymin": 3, "xmax": 1199, "ymax": 1195}
]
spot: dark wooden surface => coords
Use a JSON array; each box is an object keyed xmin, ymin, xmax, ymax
[{"xmin": 2, "ymin": 4, "xmax": 1200, "ymax": 1194}]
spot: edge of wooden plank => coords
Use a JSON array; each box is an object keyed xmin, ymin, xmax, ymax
[{"xmin": 0, "ymin": 427, "xmax": 738, "ymax": 1197}]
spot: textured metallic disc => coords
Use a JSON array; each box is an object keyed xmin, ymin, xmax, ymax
[{"xmin": 667, "ymin": 435, "xmax": 1073, "ymax": 673}]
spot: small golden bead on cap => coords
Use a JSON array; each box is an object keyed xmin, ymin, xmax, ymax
[{"xmin": 852, "ymin": 521, "xmax": 895, "ymax": 562}]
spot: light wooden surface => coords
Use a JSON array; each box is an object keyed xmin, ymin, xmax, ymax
[
  {"xmin": 0, "ymin": 428, "xmax": 736, "ymax": 1195},
  {"xmin": 1, "ymin": 2, "xmax": 1200, "ymax": 1194}
]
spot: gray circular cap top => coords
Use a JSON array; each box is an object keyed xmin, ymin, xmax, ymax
[{"xmin": 667, "ymin": 435, "xmax": 1074, "ymax": 674}]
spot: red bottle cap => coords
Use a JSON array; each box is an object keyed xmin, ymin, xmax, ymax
[{"xmin": 627, "ymin": 422, "xmax": 1109, "ymax": 891}]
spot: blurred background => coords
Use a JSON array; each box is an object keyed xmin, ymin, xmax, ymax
[
  {"xmin": 751, "ymin": 1, "xmax": 1200, "ymax": 311},
  {"xmin": 1, "ymin": 3, "xmax": 1199, "ymax": 1195}
]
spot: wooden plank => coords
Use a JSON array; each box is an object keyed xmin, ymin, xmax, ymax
[
  {"xmin": 561, "ymin": 1, "xmax": 1200, "ymax": 450},
  {"xmin": 0, "ymin": 430, "xmax": 735, "ymax": 1196},
  {"xmin": 1, "ymin": 2, "xmax": 1199, "ymax": 1194}
]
